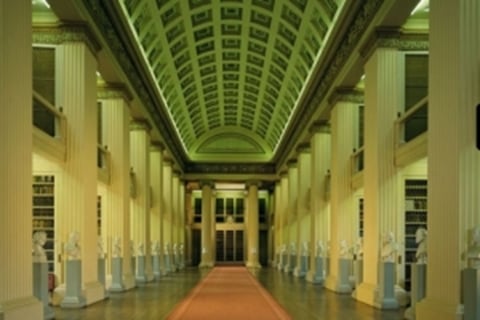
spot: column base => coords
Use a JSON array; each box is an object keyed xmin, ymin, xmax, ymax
[
  {"xmin": 0, "ymin": 296, "xmax": 43, "ymax": 320},
  {"xmin": 198, "ymin": 261, "xmax": 214, "ymax": 268},
  {"xmin": 416, "ymin": 298, "xmax": 462, "ymax": 320},
  {"xmin": 84, "ymin": 281, "xmax": 106, "ymax": 305},
  {"xmin": 306, "ymin": 270, "xmax": 324, "ymax": 284},
  {"xmin": 293, "ymin": 267, "xmax": 306, "ymax": 278},
  {"xmin": 122, "ymin": 274, "xmax": 136, "ymax": 291},
  {"xmin": 353, "ymin": 282, "xmax": 378, "ymax": 307},
  {"xmin": 246, "ymin": 261, "xmax": 262, "ymax": 269}
]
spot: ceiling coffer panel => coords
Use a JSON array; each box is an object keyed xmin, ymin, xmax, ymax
[{"xmin": 120, "ymin": 0, "xmax": 339, "ymax": 160}]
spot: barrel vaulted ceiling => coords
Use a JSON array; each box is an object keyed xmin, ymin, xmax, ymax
[
  {"xmin": 36, "ymin": 0, "xmax": 424, "ymax": 173},
  {"xmin": 111, "ymin": 0, "xmax": 343, "ymax": 163}
]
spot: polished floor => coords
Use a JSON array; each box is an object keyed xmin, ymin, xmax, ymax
[{"xmin": 53, "ymin": 267, "xmax": 406, "ymax": 320}]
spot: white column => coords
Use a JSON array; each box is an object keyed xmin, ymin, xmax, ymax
[
  {"xmin": 355, "ymin": 47, "xmax": 401, "ymax": 307},
  {"xmin": 284, "ymin": 161, "xmax": 298, "ymax": 273},
  {"xmin": 129, "ymin": 120, "xmax": 153, "ymax": 282},
  {"xmin": 416, "ymin": 0, "xmax": 480, "ymax": 318},
  {"xmin": 162, "ymin": 160, "xmax": 173, "ymax": 272},
  {"xmin": 246, "ymin": 182, "xmax": 261, "ymax": 268},
  {"xmin": 0, "ymin": 1, "xmax": 43, "ymax": 318},
  {"xmin": 171, "ymin": 172, "xmax": 179, "ymax": 270},
  {"xmin": 56, "ymin": 35, "xmax": 104, "ymax": 304},
  {"xmin": 185, "ymin": 188, "xmax": 194, "ymax": 266},
  {"xmin": 199, "ymin": 182, "xmax": 214, "ymax": 267},
  {"xmin": 279, "ymin": 172, "xmax": 289, "ymax": 270},
  {"xmin": 307, "ymin": 123, "xmax": 331, "ymax": 283},
  {"xmin": 325, "ymin": 94, "xmax": 357, "ymax": 293},
  {"xmin": 294, "ymin": 146, "xmax": 311, "ymax": 277},
  {"xmin": 149, "ymin": 143, "xmax": 165, "ymax": 275},
  {"xmin": 178, "ymin": 181, "xmax": 186, "ymax": 267},
  {"xmin": 98, "ymin": 86, "xmax": 135, "ymax": 290}
]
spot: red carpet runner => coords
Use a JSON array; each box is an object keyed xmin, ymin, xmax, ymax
[{"xmin": 166, "ymin": 266, "xmax": 292, "ymax": 320}]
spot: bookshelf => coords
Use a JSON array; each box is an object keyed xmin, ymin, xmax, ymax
[
  {"xmin": 33, "ymin": 174, "xmax": 55, "ymax": 272},
  {"xmin": 404, "ymin": 179, "xmax": 427, "ymax": 291}
]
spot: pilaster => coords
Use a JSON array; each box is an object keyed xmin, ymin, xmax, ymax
[
  {"xmin": 294, "ymin": 146, "xmax": 311, "ymax": 277},
  {"xmin": 55, "ymin": 30, "xmax": 104, "ymax": 305},
  {"xmin": 416, "ymin": 0, "xmax": 480, "ymax": 318},
  {"xmin": 354, "ymin": 46, "xmax": 401, "ymax": 307},
  {"xmin": 325, "ymin": 91, "xmax": 357, "ymax": 293},
  {"xmin": 199, "ymin": 181, "xmax": 214, "ymax": 268},
  {"xmin": 129, "ymin": 119, "xmax": 154, "ymax": 283},
  {"xmin": 98, "ymin": 85, "xmax": 135, "ymax": 290},
  {"xmin": 0, "ymin": 1, "xmax": 43, "ymax": 318},
  {"xmin": 307, "ymin": 123, "xmax": 331, "ymax": 283},
  {"xmin": 246, "ymin": 181, "xmax": 261, "ymax": 269},
  {"xmin": 149, "ymin": 143, "xmax": 165, "ymax": 276},
  {"xmin": 162, "ymin": 160, "xmax": 173, "ymax": 271}
]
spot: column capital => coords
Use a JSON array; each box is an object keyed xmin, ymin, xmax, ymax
[
  {"xmin": 199, "ymin": 180, "xmax": 215, "ymax": 189},
  {"xmin": 245, "ymin": 180, "xmax": 261, "ymax": 189},
  {"xmin": 296, "ymin": 142, "xmax": 311, "ymax": 154},
  {"xmin": 328, "ymin": 87, "xmax": 364, "ymax": 107},
  {"xmin": 33, "ymin": 22, "xmax": 102, "ymax": 55},
  {"xmin": 360, "ymin": 27, "xmax": 429, "ymax": 61},
  {"xmin": 309, "ymin": 120, "xmax": 330, "ymax": 134},
  {"xmin": 130, "ymin": 118, "xmax": 152, "ymax": 132},
  {"xmin": 287, "ymin": 159, "xmax": 297, "ymax": 168},
  {"xmin": 97, "ymin": 83, "xmax": 133, "ymax": 102},
  {"xmin": 150, "ymin": 141, "xmax": 165, "ymax": 152}
]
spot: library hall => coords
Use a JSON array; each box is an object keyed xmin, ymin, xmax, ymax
[{"xmin": 1, "ymin": 0, "xmax": 478, "ymax": 319}]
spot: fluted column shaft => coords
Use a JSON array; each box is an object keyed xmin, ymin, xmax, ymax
[
  {"xmin": 280, "ymin": 174, "xmax": 289, "ymax": 247},
  {"xmin": 99, "ymin": 89, "xmax": 134, "ymax": 289},
  {"xmin": 355, "ymin": 48, "xmax": 401, "ymax": 307},
  {"xmin": 307, "ymin": 126, "xmax": 331, "ymax": 283},
  {"xmin": 294, "ymin": 149, "xmax": 311, "ymax": 277},
  {"xmin": 325, "ymin": 100, "xmax": 356, "ymax": 292},
  {"xmin": 162, "ymin": 162, "xmax": 173, "ymax": 259},
  {"xmin": 417, "ymin": 0, "xmax": 480, "ymax": 318},
  {"xmin": 172, "ymin": 174, "xmax": 179, "ymax": 248},
  {"xmin": 179, "ymin": 183, "xmax": 186, "ymax": 252},
  {"xmin": 185, "ymin": 190, "xmax": 193, "ymax": 266},
  {"xmin": 149, "ymin": 144, "xmax": 165, "ymax": 273},
  {"xmin": 56, "ymin": 39, "xmax": 104, "ymax": 303},
  {"xmin": 199, "ymin": 182, "xmax": 214, "ymax": 267},
  {"xmin": 129, "ymin": 121, "xmax": 153, "ymax": 281},
  {"xmin": 0, "ymin": 1, "xmax": 43, "ymax": 318},
  {"xmin": 284, "ymin": 162, "xmax": 298, "ymax": 272},
  {"xmin": 246, "ymin": 182, "xmax": 261, "ymax": 268}
]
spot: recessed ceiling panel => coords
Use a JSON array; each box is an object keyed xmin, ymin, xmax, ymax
[{"xmin": 119, "ymin": 0, "xmax": 341, "ymax": 162}]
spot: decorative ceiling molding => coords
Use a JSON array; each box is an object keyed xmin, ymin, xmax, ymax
[
  {"xmin": 185, "ymin": 162, "xmax": 276, "ymax": 175},
  {"xmin": 33, "ymin": 22, "xmax": 102, "ymax": 56}
]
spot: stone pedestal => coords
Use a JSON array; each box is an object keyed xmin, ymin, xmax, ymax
[
  {"xmin": 405, "ymin": 263, "xmax": 426, "ymax": 320},
  {"xmin": 337, "ymin": 258, "xmax": 353, "ymax": 293},
  {"xmin": 152, "ymin": 255, "xmax": 161, "ymax": 280},
  {"xmin": 307, "ymin": 256, "xmax": 325, "ymax": 284},
  {"xmin": 462, "ymin": 268, "xmax": 480, "ymax": 320},
  {"xmin": 136, "ymin": 255, "xmax": 147, "ymax": 283},
  {"xmin": 61, "ymin": 260, "xmax": 86, "ymax": 308},
  {"xmin": 97, "ymin": 258, "xmax": 108, "ymax": 297},
  {"xmin": 33, "ymin": 262, "xmax": 55, "ymax": 319},
  {"xmin": 110, "ymin": 257, "xmax": 124, "ymax": 292},
  {"xmin": 165, "ymin": 253, "xmax": 172, "ymax": 273},
  {"xmin": 376, "ymin": 262, "xmax": 399, "ymax": 309},
  {"xmin": 353, "ymin": 259, "xmax": 363, "ymax": 287},
  {"xmin": 131, "ymin": 257, "xmax": 136, "ymax": 277}
]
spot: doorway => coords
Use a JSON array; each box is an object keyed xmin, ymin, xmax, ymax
[{"xmin": 215, "ymin": 230, "xmax": 244, "ymax": 264}]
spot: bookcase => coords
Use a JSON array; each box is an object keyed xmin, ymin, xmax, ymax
[
  {"xmin": 358, "ymin": 198, "xmax": 364, "ymax": 238},
  {"xmin": 97, "ymin": 195, "xmax": 102, "ymax": 235},
  {"xmin": 33, "ymin": 174, "xmax": 55, "ymax": 272},
  {"xmin": 404, "ymin": 179, "xmax": 427, "ymax": 291}
]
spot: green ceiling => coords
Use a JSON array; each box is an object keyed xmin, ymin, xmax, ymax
[{"xmin": 117, "ymin": 0, "xmax": 342, "ymax": 163}]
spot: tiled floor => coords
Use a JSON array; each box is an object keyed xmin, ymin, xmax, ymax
[{"xmin": 53, "ymin": 267, "xmax": 405, "ymax": 320}]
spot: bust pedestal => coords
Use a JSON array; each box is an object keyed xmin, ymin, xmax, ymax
[
  {"xmin": 405, "ymin": 263, "xmax": 426, "ymax": 320},
  {"xmin": 462, "ymin": 267, "xmax": 480, "ymax": 320},
  {"xmin": 33, "ymin": 262, "xmax": 55, "ymax": 319},
  {"xmin": 110, "ymin": 257, "xmax": 124, "ymax": 292},
  {"xmin": 375, "ymin": 262, "xmax": 399, "ymax": 309},
  {"xmin": 152, "ymin": 255, "xmax": 161, "ymax": 280},
  {"xmin": 60, "ymin": 259, "xmax": 86, "ymax": 308}
]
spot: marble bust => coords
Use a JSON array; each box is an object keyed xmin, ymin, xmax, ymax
[
  {"xmin": 97, "ymin": 237, "xmax": 105, "ymax": 259},
  {"xmin": 32, "ymin": 231, "xmax": 48, "ymax": 263},
  {"xmin": 315, "ymin": 240, "xmax": 324, "ymax": 257},
  {"xmin": 302, "ymin": 241, "xmax": 309, "ymax": 257},
  {"xmin": 112, "ymin": 237, "xmax": 122, "ymax": 258},
  {"xmin": 381, "ymin": 231, "xmax": 397, "ymax": 263},
  {"xmin": 137, "ymin": 242, "xmax": 145, "ymax": 256},
  {"xmin": 467, "ymin": 226, "xmax": 480, "ymax": 268},
  {"xmin": 65, "ymin": 231, "xmax": 81, "ymax": 260},
  {"xmin": 152, "ymin": 240, "xmax": 161, "ymax": 256},
  {"xmin": 355, "ymin": 238, "xmax": 364, "ymax": 260},
  {"xmin": 339, "ymin": 240, "xmax": 350, "ymax": 258},
  {"xmin": 415, "ymin": 227, "xmax": 427, "ymax": 264}
]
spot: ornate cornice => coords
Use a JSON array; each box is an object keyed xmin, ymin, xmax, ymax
[
  {"xmin": 360, "ymin": 27, "xmax": 429, "ymax": 60},
  {"xmin": 33, "ymin": 22, "xmax": 101, "ymax": 56},
  {"xmin": 97, "ymin": 83, "xmax": 133, "ymax": 102},
  {"xmin": 185, "ymin": 162, "xmax": 276, "ymax": 174}
]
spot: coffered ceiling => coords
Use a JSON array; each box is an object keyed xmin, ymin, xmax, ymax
[
  {"xmin": 34, "ymin": 0, "xmax": 427, "ymax": 174},
  {"xmin": 114, "ymin": 0, "xmax": 343, "ymax": 164}
]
